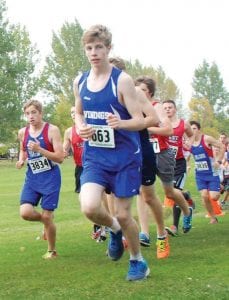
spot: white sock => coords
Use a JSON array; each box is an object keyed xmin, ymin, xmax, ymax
[
  {"xmin": 101, "ymin": 226, "xmax": 106, "ymax": 236},
  {"xmin": 157, "ymin": 234, "xmax": 166, "ymax": 239},
  {"xmin": 110, "ymin": 217, "xmax": 121, "ymax": 234},
  {"xmin": 130, "ymin": 253, "xmax": 143, "ymax": 261}
]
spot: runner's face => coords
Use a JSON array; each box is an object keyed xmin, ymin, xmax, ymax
[
  {"xmin": 24, "ymin": 105, "xmax": 42, "ymax": 125},
  {"xmin": 163, "ymin": 102, "xmax": 176, "ymax": 117},
  {"xmin": 84, "ymin": 40, "xmax": 110, "ymax": 66},
  {"xmin": 138, "ymin": 83, "xmax": 151, "ymax": 100},
  {"xmin": 191, "ymin": 125, "xmax": 199, "ymax": 136},
  {"xmin": 219, "ymin": 135, "xmax": 227, "ymax": 144}
]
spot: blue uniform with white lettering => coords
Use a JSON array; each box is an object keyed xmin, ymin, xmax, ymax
[
  {"xmin": 20, "ymin": 123, "xmax": 61, "ymax": 210},
  {"xmin": 79, "ymin": 67, "xmax": 142, "ymax": 197},
  {"xmin": 191, "ymin": 135, "xmax": 220, "ymax": 191}
]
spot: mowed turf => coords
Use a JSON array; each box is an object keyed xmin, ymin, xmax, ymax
[{"xmin": 0, "ymin": 159, "xmax": 228, "ymax": 300}]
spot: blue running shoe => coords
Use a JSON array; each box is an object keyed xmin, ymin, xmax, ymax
[
  {"xmin": 126, "ymin": 259, "xmax": 150, "ymax": 281},
  {"xmin": 139, "ymin": 232, "xmax": 150, "ymax": 247},
  {"xmin": 107, "ymin": 230, "xmax": 124, "ymax": 261},
  {"xmin": 183, "ymin": 207, "xmax": 193, "ymax": 233}
]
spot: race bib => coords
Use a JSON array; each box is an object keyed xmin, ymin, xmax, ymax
[
  {"xmin": 224, "ymin": 167, "xmax": 229, "ymax": 176},
  {"xmin": 88, "ymin": 125, "xmax": 115, "ymax": 148},
  {"xmin": 150, "ymin": 137, "xmax": 160, "ymax": 153},
  {"xmin": 28, "ymin": 156, "xmax": 51, "ymax": 174},
  {"xmin": 169, "ymin": 145, "xmax": 178, "ymax": 158},
  {"xmin": 195, "ymin": 161, "xmax": 209, "ymax": 171}
]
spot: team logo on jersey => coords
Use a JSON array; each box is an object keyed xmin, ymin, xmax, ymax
[{"xmin": 83, "ymin": 96, "xmax": 91, "ymax": 100}]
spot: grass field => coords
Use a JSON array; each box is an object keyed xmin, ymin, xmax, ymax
[{"xmin": 0, "ymin": 159, "xmax": 228, "ymax": 300}]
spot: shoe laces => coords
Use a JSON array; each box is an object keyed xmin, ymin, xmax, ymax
[
  {"xmin": 157, "ymin": 239, "xmax": 166, "ymax": 252},
  {"xmin": 109, "ymin": 231, "xmax": 119, "ymax": 247},
  {"xmin": 129, "ymin": 260, "xmax": 139, "ymax": 272},
  {"xmin": 184, "ymin": 217, "xmax": 190, "ymax": 226},
  {"xmin": 184, "ymin": 209, "xmax": 192, "ymax": 225}
]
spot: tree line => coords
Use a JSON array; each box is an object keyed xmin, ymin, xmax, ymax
[{"xmin": 0, "ymin": 0, "xmax": 228, "ymax": 148}]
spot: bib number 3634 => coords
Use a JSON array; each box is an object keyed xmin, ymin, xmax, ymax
[{"xmin": 89, "ymin": 125, "xmax": 115, "ymax": 148}]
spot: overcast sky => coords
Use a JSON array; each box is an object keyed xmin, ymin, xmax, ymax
[{"xmin": 5, "ymin": 0, "xmax": 229, "ymax": 103}]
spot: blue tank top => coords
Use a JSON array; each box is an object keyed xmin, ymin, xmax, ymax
[
  {"xmin": 191, "ymin": 135, "xmax": 218, "ymax": 177},
  {"xmin": 23, "ymin": 123, "xmax": 61, "ymax": 190},
  {"xmin": 79, "ymin": 67, "xmax": 142, "ymax": 171}
]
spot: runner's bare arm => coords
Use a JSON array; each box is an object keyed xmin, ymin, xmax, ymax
[
  {"xmin": 73, "ymin": 76, "xmax": 95, "ymax": 139},
  {"xmin": 28, "ymin": 125, "xmax": 64, "ymax": 163},
  {"xmin": 205, "ymin": 135, "xmax": 225, "ymax": 162},
  {"xmin": 136, "ymin": 87, "xmax": 159, "ymax": 127},
  {"xmin": 63, "ymin": 128, "xmax": 72, "ymax": 157},
  {"xmin": 148, "ymin": 102, "xmax": 173, "ymax": 136},
  {"xmin": 184, "ymin": 121, "xmax": 193, "ymax": 138},
  {"xmin": 15, "ymin": 128, "xmax": 27, "ymax": 169},
  {"xmin": 107, "ymin": 73, "xmax": 145, "ymax": 131}
]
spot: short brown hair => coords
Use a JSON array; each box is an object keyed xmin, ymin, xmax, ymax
[
  {"xmin": 109, "ymin": 56, "xmax": 126, "ymax": 70},
  {"xmin": 23, "ymin": 99, "xmax": 43, "ymax": 113},
  {"xmin": 135, "ymin": 76, "xmax": 156, "ymax": 97},
  {"xmin": 190, "ymin": 120, "xmax": 201, "ymax": 129},
  {"xmin": 162, "ymin": 99, "xmax": 177, "ymax": 108},
  {"xmin": 82, "ymin": 24, "xmax": 112, "ymax": 47}
]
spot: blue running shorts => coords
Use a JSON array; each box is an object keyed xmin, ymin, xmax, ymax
[
  {"xmin": 80, "ymin": 163, "xmax": 141, "ymax": 198},
  {"xmin": 195, "ymin": 174, "xmax": 221, "ymax": 192}
]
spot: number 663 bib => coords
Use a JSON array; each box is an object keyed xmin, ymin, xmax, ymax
[{"xmin": 88, "ymin": 124, "xmax": 115, "ymax": 148}]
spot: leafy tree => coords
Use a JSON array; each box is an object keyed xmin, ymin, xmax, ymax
[
  {"xmin": 215, "ymin": 115, "xmax": 229, "ymax": 136},
  {"xmin": 192, "ymin": 60, "xmax": 229, "ymax": 117},
  {"xmin": 0, "ymin": 0, "xmax": 14, "ymax": 142},
  {"xmin": 0, "ymin": 0, "xmax": 40, "ymax": 143},
  {"xmin": 154, "ymin": 66, "xmax": 180, "ymax": 101},
  {"xmin": 126, "ymin": 59, "xmax": 180, "ymax": 100},
  {"xmin": 41, "ymin": 19, "xmax": 90, "ymax": 105},
  {"xmin": 125, "ymin": 59, "xmax": 155, "ymax": 79},
  {"xmin": 10, "ymin": 24, "xmax": 40, "ymax": 102},
  {"xmin": 49, "ymin": 95, "xmax": 72, "ymax": 136},
  {"xmin": 188, "ymin": 97, "xmax": 219, "ymax": 137},
  {"xmin": 126, "ymin": 59, "xmax": 185, "ymax": 117}
]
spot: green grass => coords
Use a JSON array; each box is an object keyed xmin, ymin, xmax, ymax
[{"xmin": 0, "ymin": 159, "xmax": 228, "ymax": 300}]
